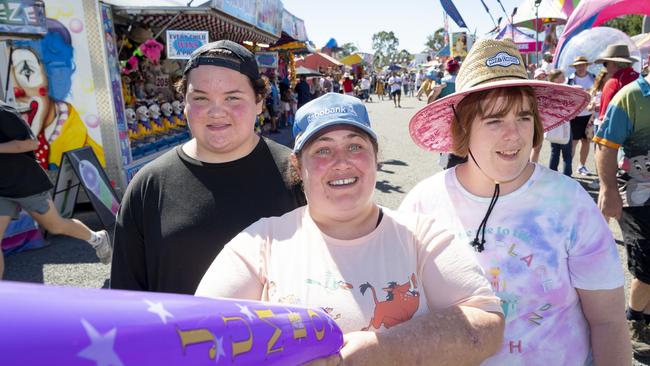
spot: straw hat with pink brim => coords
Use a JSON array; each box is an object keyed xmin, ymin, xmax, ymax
[{"xmin": 409, "ymin": 39, "xmax": 591, "ymax": 152}]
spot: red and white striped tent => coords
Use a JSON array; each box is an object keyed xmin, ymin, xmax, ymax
[{"xmin": 107, "ymin": 0, "xmax": 279, "ymax": 45}]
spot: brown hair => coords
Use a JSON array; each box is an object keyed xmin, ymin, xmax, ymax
[
  {"xmin": 591, "ymin": 69, "xmax": 609, "ymax": 95},
  {"xmin": 286, "ymin": 128, "xmax": 379, "ymax": 186},
  {"xmin": 450, "ymin": 86, "xmax": 544, "ymax": 157},
  {"xmin": 174, "ymin": 48, "xmax": 269, "ymax": 103},
  {"xmin": 547, "ymin": 68, "xmax": 564, "ymax": 83}
]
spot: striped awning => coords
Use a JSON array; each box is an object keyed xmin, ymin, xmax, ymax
[{"xmin": 111, "ymin": 7, "xmax": 278, "ymax": 45}]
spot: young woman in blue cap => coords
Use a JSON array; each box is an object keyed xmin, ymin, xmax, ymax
[{"xmin": 197, "ymin": 93, "xmax": 504, "ymax": 365}]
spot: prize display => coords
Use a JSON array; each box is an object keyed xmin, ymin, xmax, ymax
[
  {"xmin": 120, "ymin": 37, "xmax": 190, "ymax": 161},
  {"xmin": 0, "ymin": 281, "xmax": 344, "ymax": 365}
]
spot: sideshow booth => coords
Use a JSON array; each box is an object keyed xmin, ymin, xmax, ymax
[{"xmin": 2, "ymin": 0, "xmax": 285, "ymax": 200}]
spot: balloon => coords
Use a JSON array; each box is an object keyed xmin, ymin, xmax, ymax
[
  {"xmin": 555, "ymin": 0, "xmax": 650, "ymax": 66},
  {"xmin": 556, "ymin": 27, "xmax": 642, "ymax": 76},
  {"xmin": 0, "ymin": 281, "xmax": 343, "ymax": 365}
]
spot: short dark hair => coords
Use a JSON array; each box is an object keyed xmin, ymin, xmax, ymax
[{"xmin": 175, "ymin": 48, "xmax": 268, "ymax": 103}]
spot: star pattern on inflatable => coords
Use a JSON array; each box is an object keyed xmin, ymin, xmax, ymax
[
  {"xmin": 237, "ymin": 303, "xmax": 256, "ymax": 321},
  {"xmin": 77, "ymin": 319, "xmax": 124, "ymax": 366},
  {"xmin": 144, "ymin": 299, "xmax": 173, "ymax": 324},
  {"xmin": 215, "ymin": 337, "xmax": 226, "ymax": 362}
]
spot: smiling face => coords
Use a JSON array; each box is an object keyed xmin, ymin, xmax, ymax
[
  {"xmin": 460, "ymin": 93, "xmax": 537, "ymax": 191},
  {"xmin": 184, "ymin": 65, "xmax": 262, "ymax": 162},
  {"xmin": 296, "ymin": 126, "xmax": 377, "ymax": 222}
]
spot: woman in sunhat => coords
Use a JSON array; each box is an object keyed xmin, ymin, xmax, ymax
[
  {"xmin": 197, "ymin": 93, "xmax": 504, "ymax": 365},
  {"xmin": 401, "ymin": 39, "xmax": 630, "ymax": 365}
]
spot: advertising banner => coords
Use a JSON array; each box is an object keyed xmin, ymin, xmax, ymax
[
  {"xmin": 166, "ymin": 30, "xmax": 209, "ymax": 60},
  {"xmin": 54, "ymin": 147, "xmax": 120, "ymax": 230},
  {"xmin": 281, "ymin": 9, "xmax": 308, "ymax": 42},
  {"xmin": 0, "ymin": 0, "xmax": 47, "ymax": 37},
  {"xmin": 451, "ymin": 32, "xmax": 468, "ymax": 59},
  {"xmin": 256, "ymin": 0, "xmax": 282, "ymax": 36},
  {"xmin": 211, "ymin": 0, "xmax": 257, "ymax": 26}
]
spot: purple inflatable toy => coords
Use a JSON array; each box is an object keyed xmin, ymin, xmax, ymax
[{"xmin": 0, "ymin": 281, "xmax": 343, "ymax": 365}]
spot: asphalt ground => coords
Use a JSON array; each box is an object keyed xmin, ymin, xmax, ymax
[{"xmin": 3, "ymin": 92, "xmax": 643, "ymax": 364}]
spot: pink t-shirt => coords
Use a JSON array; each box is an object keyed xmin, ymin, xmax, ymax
[
  {"xmin": 400, "ymin": 164, "xmax": 624, "ymax": 365},
  {"xmin": 196, "ymin": 206, "xmax": 501, "ymax": 333}
]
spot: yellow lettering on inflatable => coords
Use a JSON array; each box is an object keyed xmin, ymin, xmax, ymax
[
  {"xmin": 222, "ymin": 316, "xmax": 253, "ymax": 358},
  {"xmin": 288, "ymin": 312, "xmax": 307, "ymax": 340},
  {"xmin": 308, "ymin": 309, "xmax": 325, "ymax": 341},
  {"xmin": 255, "ymin": 309, "xmax": 283, "ymax": 355},
  {"xmin": 176, "ymin": 328, "xmax": 217, "ymax": 359}
]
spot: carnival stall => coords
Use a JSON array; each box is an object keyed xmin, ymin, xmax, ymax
[{"xmin": 4, "ymin": 0, "xmax": 287, "ymax": 200}]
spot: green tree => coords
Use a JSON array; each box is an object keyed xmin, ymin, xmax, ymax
[
  {"xmin": 339, "ymin": 42, "xmax": 359, "ymax": 58},
  {"xmin": 604, "ymin": 14, "xmax": 643, "ymax": 37},
  {"xmin": 371, "ymin": 31, "xmax": 399, "ymax": 67},
  {"xmin": 425, "ymin": 27, "xmax": 446, "ymax": 52}
]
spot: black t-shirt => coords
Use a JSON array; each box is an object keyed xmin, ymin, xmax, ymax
[
  {"xmin": 110, "ymin": 137, "xmax": 306, "ymax": 295},
  {"xmin": 0, "ymin": 102, "xmax": 52, "ymax": 198}
]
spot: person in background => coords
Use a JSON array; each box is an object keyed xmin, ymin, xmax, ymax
[
  {"xmin": 197, "ymin": 92, "xmax": 504, "ymax": 366},
  {"xmin": 360, "ymin": 74, "xmax": 372, "ymax": 102},
  {"xmin": 388, "ymin": 72, "xmax": 402, "ymax": 108},
  {"xmin": 547, "ymin": 69, "xmax": 573, "ymax": 176},
  {"xmin": 566, "ymin": 56, "xmax": 596, "ymax": 176},
  {"xmin": 540, "ymin": 51, "xmax": 553, "ymax": 74},
  {"xmin": 402, "ymin": 39, "xmax": 630, "ymax": 365},
  {"xmin": 295, "ymin": 75, "xmax": 312, "ymax": 109},
  {"xmin": 585, "ymin": 69, "xmax": 610, "ymax": 190},
  {"xmin": 341, "ymin": 73, "xmax": 354, "ymax": 96},
  {"xmin": 594, "ymin": 72, "xmax": 650, "ymax": 359},
  {"xmin": 110, "ymin": 40, "xmax": 305, "ymax": 295},
  {"xmin": 0, "ymin": 101, "xmax": 112, "ymax": 279},
  {"xmin": 594, "ymin": 44, "xmax": 639, "ymax": 123}
]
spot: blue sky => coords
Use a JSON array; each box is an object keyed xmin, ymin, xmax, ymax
[{"xmin": 282, "ymin": 0, "xmax": 522, "ymax": 54}]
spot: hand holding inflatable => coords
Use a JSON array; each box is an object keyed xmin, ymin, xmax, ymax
[{"xmin": 0, "ymin": 281, "xmax": 343, "ymax": 366}]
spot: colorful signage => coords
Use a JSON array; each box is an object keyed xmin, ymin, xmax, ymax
[
  {"xmin": 0, "ymin": 0, "xmax": 46, "ymax": 37},
  {"xmin": 281, "ymin": 9, "xmax": 308, "ymax": 41},
  {"xmin": 256, "ymin": 0, "xmax": 282, "ymax": 36},
  {"xmin": 9, "ymin": 0, "xmax": 105, "ymax": 170},
  {"xmin": 166, "ymin": 30, "xmax": 209, "ymax": 60},
  {"xmin": 255, "ymin": 51, "xmax": 278, "ymax": 68}
]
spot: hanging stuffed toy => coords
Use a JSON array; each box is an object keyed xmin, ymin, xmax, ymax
[
  {"xmin": 138, "ymin": 39, "xmax": 164, "ymax": 64},
  {"xmin": 121, "ymin": 55, "xmax": 139, "ymax": 75}
]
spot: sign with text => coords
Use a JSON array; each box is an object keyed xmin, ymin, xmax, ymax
[
  {"xmin": 53, "ymin": 147, "xmax": 120, "ymax": 230},
  {"xmin": 166, "ymin": 30, "xmax": 208, "ymax": 60},
  {"xmin": 0, "ymin": 0, "xmax": 46, "ymax": 37}
]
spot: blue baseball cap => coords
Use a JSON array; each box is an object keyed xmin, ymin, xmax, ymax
[{"xmin": 292, "ymin": 93, "xmax": 377, "ymax": 153}]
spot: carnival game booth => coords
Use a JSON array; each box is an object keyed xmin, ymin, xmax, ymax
[
  {"xmin": 5, "ymin": 0, "xmax": 284, "ymax": 203},
  {"xmin": 107, "ymin": 0, "xmax": 282, "ymax": 184}
]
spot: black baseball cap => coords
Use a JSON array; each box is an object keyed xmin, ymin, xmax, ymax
[{"xmin": 183, "ymin": 40, "xmax": 260, "ymax": 82}]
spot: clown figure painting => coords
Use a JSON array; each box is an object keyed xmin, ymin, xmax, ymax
[{"xmin": 10, "ymin": 14, "xmax": 105, "ymax": 170}]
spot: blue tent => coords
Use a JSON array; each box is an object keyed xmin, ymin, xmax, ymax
[{"xmin": 324, "ymin": 38, "xmax": 338, "ymax": 49}]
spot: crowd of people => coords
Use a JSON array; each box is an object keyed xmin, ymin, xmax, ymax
[{"xmin": 4, "ymin": 35, "xmax": 650, "ymax": 364}]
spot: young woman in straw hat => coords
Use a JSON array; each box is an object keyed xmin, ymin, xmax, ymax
[{"xmin": 401, "ymin": 39, "xmax": 630, "ymax": 365}]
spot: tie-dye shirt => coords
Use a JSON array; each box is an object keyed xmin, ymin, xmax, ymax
[{"xmin": 400, "ymin": 164, "xmax": 624, "ymax": 366}]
